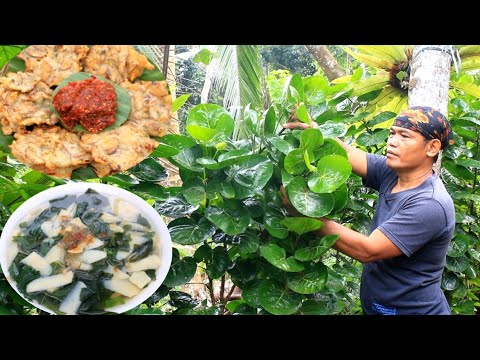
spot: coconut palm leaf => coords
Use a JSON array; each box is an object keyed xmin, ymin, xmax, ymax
[{"xmin": 211, "ymin": 45, "xmax": 265, "ymax": 139}]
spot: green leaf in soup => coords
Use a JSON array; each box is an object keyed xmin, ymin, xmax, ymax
[
  {"xmin": 258, "ymin": 279, "xmax": 303, "ymax": 315},
  {"xmin": 286, "ymin": 176, "xmax": 334, "ymax": 217},
  {"xmin": 51, "ymin": 72, "xmax": 131, "ymax": 133},
  {"xmin": 259, "ymin": 244, "xmax": 304, "ymax": 272},
  {"xmin": 286, "ymin": 262, "xmax": 328, "ymax": 294},
  {"xmin": 308, "ymin": 155, "xmax": 352, "ymax": 193}
]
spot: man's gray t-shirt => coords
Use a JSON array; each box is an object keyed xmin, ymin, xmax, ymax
[{"xmin": 361, "ymin": 153, "xmax": 455, "ymax": 315}]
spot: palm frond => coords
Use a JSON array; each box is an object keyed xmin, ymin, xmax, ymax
[{"xmin": 211, "ymin": 45, "xmax": 265, "ymax": 138}]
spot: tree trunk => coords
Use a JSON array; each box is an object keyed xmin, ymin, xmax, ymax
[
  {"xmin": 306, "ymin": 45, "xmax": 345, "ymax": 81},
  {"xmin": 408, "ymin": 45, "xmax": 452, "ymax": 173}
]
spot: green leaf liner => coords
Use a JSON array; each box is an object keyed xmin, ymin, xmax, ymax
[{"xmin": 51, "ymin": 72, "xmax": 131, "ymax": 133}]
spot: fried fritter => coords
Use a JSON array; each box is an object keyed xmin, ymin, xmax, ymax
[
  {"xmin": 10, "ymin": 126, "xmax": 92, "ymax": 178},
  {"xmin": 18, "ymin": 45, "xmax": 89, "ymax": 87},
  {"xmin": 84, "ymin": 45, "xmax": 155, "ymax": 84},
  {"xmin": 0, "ymin": 73, "xmax": 58, "ymax": 135},
  {"xmin": 120, "ymin": 80, "xmax": 172, "ymax": 137},
  {"xmin": 80, "ymin": 124, "xmax": 158, "ymax": 177}
]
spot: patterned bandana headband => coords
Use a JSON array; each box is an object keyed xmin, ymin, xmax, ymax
[{"xmin": 394, "ymin": 106, "xmax": 454, "ymax": 149}]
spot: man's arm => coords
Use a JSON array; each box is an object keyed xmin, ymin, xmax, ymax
[
  {"xmin": 334, "ymin": 138, "xmax": 368, "ymax": 179},
  {"xmin": 316, "ymin": 218, "xmax": 402, "ymax": 263}
]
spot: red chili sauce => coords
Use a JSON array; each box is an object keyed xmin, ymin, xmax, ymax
[{"xmin": 52, "ymin": 76, "xmax": 117, "ymax": 133}]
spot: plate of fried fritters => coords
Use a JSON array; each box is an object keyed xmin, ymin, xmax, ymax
[{"xmin": 0, "ymin": 45, "xmax": 172, "ymax": 179}]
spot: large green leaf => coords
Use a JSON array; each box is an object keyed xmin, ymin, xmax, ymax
[
  {"xmin": 155, "ymin": 196, "xmax": 199, "ymax": 218},
  {"xmin": 318, "ymin": 122, "xmax": 347, "ymax": 138},
  {"xmin": 258, "ymin": 280, "xmax": 303, "ymax": 315},
  {"xmin": 206, "ymin": 246, "xmax": 230, "ymax": 279},
  {"xmin": 286, "ymin": 262, "xmax": 328, "ymax": 294},
  {"xmin": 170, "ymin": 146, "xmax": 204, "ymax": 172},
  {"xmin": 267, "ymin": 136, "xmax": 294, "ymax": 155},
  {"xmin": 331, "ymin": 183, "xmax": 348, "ymax": 212},
  {"xmin": 264, "ymin": 106, "xmax": 277, "ymax": 135},
  {"xmin": 186, "ymin": 104, "xmax": 234, "ymax": 143},
  {"xmin": 313, "ymin": 138, "xmax": 348, "ymax": 160},
  {"xmin": 171, "ymin": 94, "xmax": 191, "ymax": 113},
  {"xmin": 294, "ymin": 235, "xmax": 339, "ymax": 261},
  {"xmin": 129, "ymin": 158, "xmax": 167, "ymax": 182},
  {"xmin": 308, "ymin": 155, "xmax": 352, "ymax": 193},
  {"xmin": 280, "ymin": 217, "xmax": 324, "ymax": 235},
  {"xmin": 51, "ymin": 72, "xmax": 131, "ymax": 133},
  {"xmin": 234, "ymin": 230, "xmax": 260, "ymax": 256},
  {"xmin": 443, "ymin": 160, "xmax": 474, "ymax": 181},
  {"xmin": 298, "ymin": 299, "xmax": 337, "ymax": 315},
  {"xmin": 182, "ymin": 177, "xmax": 206, "ymax": 206},
  {"xmin": 450, "ymin": 81, "xmax": 480, "ymax": 98},
  {"xmin": 447, "ymin": 234, "xmax": 471, "ymax": 257},
  {"xmin": 442, "ymin": 271, "xmax": 459, "ymax": 291},
  {"xmin": 318, "ymin": 268, "xmax": 346, "ymax": 295},
  {"xmin": 242, "ymin": 281, "xmax": 262, "ymax": 308},
  {"xmin": 206, "ymin": 177, "xmax": 235, "ymax": 199},
  {"xmin": 259, "ymin": 244, "xmax": 304, "ymax": 272},
  {"xmin": 205, "ymin": 202, "xmax": 250, "ymax": 235},
  {"xmin": 356, "ymin": 129, "xmax": 390, "ymax": 147},
  {"xmin": 168, "ymin": 217, "xmax": 216, "ymax": 245},
  {"xmin": 264, "ymin": 216, "xmax": 289, "ymax": 239},
  {"xmin": 445, "ymin": 256, "xmax": 469, "ymax": 273},
  {"xmin": 303, "ymin": 76, "xmax": 329, "ymax": 105},
  {"xmin": 0, "ymin": 46, "xmax": 26, "ymax": 70},
  {"xmin": 163, "ymin": 256, "xmax": 197, "ymax": 287},
  {"xmin": 224, "ymin": 154, "xmax": 273, "ymax": 190},
  {"xmin": 284, "ymin": 148, "xmax": 307, "ymax": 175},
  {"xmin": 300, "ymin": 128, "xmax": 324, "ymax": 154},
  {"xmin": 161, "ymin": 134, "xmax": 197, "ymax": 151},
  {"xmin": 287, "ymin": 176, "xmax": 334, "ymax": 217}
]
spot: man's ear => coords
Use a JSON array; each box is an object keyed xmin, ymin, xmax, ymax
[{"xmin": 426, "ymin": 139, "xmax": 442, "ymax": 158}]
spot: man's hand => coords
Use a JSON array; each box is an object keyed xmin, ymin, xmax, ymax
[{"xmin": 280, "ymin": 185, "xmax": 302, "ymax": 217}]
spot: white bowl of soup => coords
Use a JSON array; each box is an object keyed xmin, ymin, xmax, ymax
[{"xmin": 0, "ymin": 182, "xmax": 172, "ymax": 314}]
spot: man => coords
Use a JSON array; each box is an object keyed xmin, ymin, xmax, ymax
[{"xmin": 282, "ymin": 106, "xmax": 455, "ymax": 315}]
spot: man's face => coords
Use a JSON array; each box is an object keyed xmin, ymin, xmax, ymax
[{"xmin": 386, "ymin": 126, "xmax": 431, "ymax": 171}]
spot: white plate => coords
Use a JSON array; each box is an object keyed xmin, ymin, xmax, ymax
[{"xmin": 0, "ymin": 182, "xmax": 172, "ymax": 314}]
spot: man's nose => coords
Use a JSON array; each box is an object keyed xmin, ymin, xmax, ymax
[{"xmin": 387, "ymin": 134, "xmax": 398, "ymax": 147}]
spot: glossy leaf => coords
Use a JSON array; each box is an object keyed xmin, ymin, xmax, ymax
[
  {"xmin": 171, "ymin": 94, "xmax": 191, "ymax": 113},
  {"xmin": 314, "ymin": 138, "xmax": 348, "ymax": 160},
  {"xmin": 103, "ymin": 174, "xmax": 139, "ymax": 187},
  {"xmin": 161, "ymin": 134, "xmax": 196, "ymax": 151},
  {"xmin": 447, "ymin": 234, "xmax": 471, "ymax": 257},
  {"xmin": 242, "ymin": 281, "xmax": 262, "ymax": 308},
  {"xmin": 264, "ymin": 216, "xmax": 289, "ymax": 239},
  {"xmin": 258, "ymin": 280, "xmax": 303, "ymax": 315},
  {"xmin": 224, "ymin": 154, "xmax": 273, "ymax": 190},
  {"xmin": 446, "ymin": 256, "xmax": 469, "ymax": 273},
  {"xmin": 284, "ymin": 148, "xmax": 307, "ymax": 175},
  {"xmin": 356, "ymin": 129, "xmax": 390, "ymax": 147},
  {"xmin": 331, "ymin": 183, "xmax": 348, "ymax": 212},
  {"xmin": 264, "ymin": 106, "xmax": 277, "ymax": 135},
  {"xmin": 443, "ymin": 160, "xmax": 474, "ymax": 181},
  {"xmin": 163, "ymin": 256, "xmax": 197, "ymax": 287},
  {"xmin": 294, "ymin": 235, "xmax": 339, "ymax": 261},
  {"xmin": 287, "ymin": 176, "xmax": 334, "ymax": 217},
  {"xmin": 186, "ymin": 104, "xmax": 234, "ymax": 143},
  {"xmin": 155, "ymin": 196, "xmax": 199, "ymax": 218},
  {"xmin": 308, "ymin": 155, "xmax": 352, "ymax": 193},
  {"xmin": 319, "ymin": 268, "xmax": 346, "ymax": 295},
  {"xmin": 280, "ymin": 217, "xmax": 324, "ymax": 235},
  {"xmin": 206, "ymin": 246, "xmax": 230, "ymax": 279},
  {"xmin": 260, "ymin": 244, "xmax": 305, "ymax": 272},
  {"xmin": 267, "ymin": 136, "xmax": 294, "ymax": 155},
  {"xmin": 300, "ymin": 128, "xmax": 324, "ymax": 153},
  {"xmin": 205, "ymin": 203, "xmax": 250, "ymax": 235},
  {"xmin": 295, "ymin": 104, "xmax": 311, "ymax": 124},
  {"xmin": 168, "ymin": 217, "xmax": 216, "ymax": 245},
  {"xmin": 129, "ymin": 158, "xmax": 167, "ymax": 182},
  {"xmin": 182, "ymin": 177, "xmax": 206, "ymax": 206},
  {"xmin": 298, "ymin": 299, "xmax": 336, "ymax": 315},
  {"xmin": 318, "ymin": 122, "xmax": 347, "ymax": 138},
  {"xmin": 286, "ymin": 262, "xmax": 328, "ymax": 294},
  {"xmin": 206, "ymin": 177, "xmax": 235, "ymax": 199},
  {"xmin": 171, "ymin": 146, "xmax": 204, "ymax": 172},
  {"xmin": 185, "ymin": 125, "xmax": 217, "ymax": 142},
  {"xmin": 303, "ymin": 76, "xmax": 329, "ymax": 105}
]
